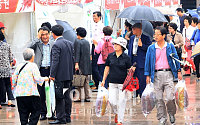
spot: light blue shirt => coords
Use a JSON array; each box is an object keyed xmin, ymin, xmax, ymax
[{"xmin": 41, "ymin": 43, "xmax": 50, "ymax": 67}]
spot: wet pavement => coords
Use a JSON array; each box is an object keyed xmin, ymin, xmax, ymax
[{"xmin": 1, "ymin": 74, "xmax": 200, "ymax": 125}]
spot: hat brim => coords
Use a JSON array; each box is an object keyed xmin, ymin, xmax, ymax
[{"xmin": 112, "ymin": 41, "xmax": 127, "ymax": 50}]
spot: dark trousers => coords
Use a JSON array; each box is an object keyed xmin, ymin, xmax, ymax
[
  {"xmin": 99, "ymin": 64, "xmax": 108, "ymax": 89},
  {"xmin": 16, "ymin": 96, "xmax": 41, "ymax": 125},
  {"xmin": 56, "ymin": 80, "xmax": 72, "ymax": 123},
  {"xmin": 194, "ymin": 55, "xmax": 200, "ymax": 78},
  {"xmin": 91, "ymin": 44, "xmax": 102, "ymax": 88},
  {"xmin": 0, "ymin": 77, "xmax": 14, "ymax": 103},
  {"xmin": 132, "ymin": 56, "xmax": 146, "ymax": 95},
  {"xmin": 38, "ymin": 67, "xmax": 50, "ymax": 117}
]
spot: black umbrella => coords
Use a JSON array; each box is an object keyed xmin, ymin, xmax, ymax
[
  {"xmin": 56, "ymin": 20, "xmax": 77, "ymax": 43},
  {"xmin": 117, "ymin": 5, "xmax": 168, "ymax": 22}
]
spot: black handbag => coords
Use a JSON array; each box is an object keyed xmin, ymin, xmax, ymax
[{"xmin": 54, "ymin": 80, "xmax": 64, "ymax": 99}]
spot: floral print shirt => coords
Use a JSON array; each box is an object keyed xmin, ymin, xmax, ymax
[
  {"xmin": 12, "ymin": 62, "xmax": 44, "ymax": 97},
  {"xmin": 0, "ymin": 41, "xmax": 13, "ymax": 78}
]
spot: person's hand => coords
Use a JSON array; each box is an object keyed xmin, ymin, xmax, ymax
[
  {"xmin": 37, "ymin": 29, "xmax": 43, "ymax": 39},
  {"xmin": 146, "ymin": 76, "xmax": 150, "ymax": 84},
  {"xmin": 50, "ymin": 77, "xmax": 55, "ymax": 81},
  {"xmin": 100, "ymin": 81, "xmax": 105, "ymax": 87},
  {"xmin": 138, "ymin": 38, "xmax": 142, "ymax": 47},
  {"xmin": 44, "ymin": 77, "xmax": 49, "ymax": 81},
  {"xmin": 75, "ymin": 63, "xmax": 79, "ymax": 70},
  {"xmin": 93, "ymin": 39, "xmax": 98, "ymax": 45},
  {"xmin": 178, "ymin": 72, "xmax": 182, "ymax": 80},
  {"xmin": 182, "ymin": 48, "xmax": 186, "ymax": 54},
  {"xmin": 131, "ymin": 66, "xmax": 136, "ymax": 71}
]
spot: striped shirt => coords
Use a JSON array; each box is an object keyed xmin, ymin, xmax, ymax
[{"xmin": 41, "ymin": 43, "xmax": 50, "ymax": 67}]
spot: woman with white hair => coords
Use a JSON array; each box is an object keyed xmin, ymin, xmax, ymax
[
  {"xmin": 12, "ymin": 48, "xmax": 49, "ymax": 125},
  {"xmin": 101, "ymin": 37, "xmax": 135, "ymax": 125}
]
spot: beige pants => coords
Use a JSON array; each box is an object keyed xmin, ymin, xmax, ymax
[
  {"xmin": 154, "ymin": 71, "xmax": 176, "ymax": 122},
  {"xmin": 77, "ymin": 76, "xmax": 91, "ymax": 99}
]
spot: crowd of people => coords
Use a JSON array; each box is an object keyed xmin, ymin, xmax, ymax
[{"xmin": 0, "ymin": 7, "xmax": 199, "ymax": 125}]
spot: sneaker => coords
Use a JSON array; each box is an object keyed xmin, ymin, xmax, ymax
[
  {"xmin": 196, "ymin": 78, "xmax": 200, "ymax": 82},
  {"xmin": 183, "ymin": 74, "xmax": 190, "ymax": 76},
  {"xmin": 169, "ymin": 115, "xmax": 175, "ymax": 124},
  {"xmin": 158, "ymin": 120, "xmax": 166, "ymax": 125}
]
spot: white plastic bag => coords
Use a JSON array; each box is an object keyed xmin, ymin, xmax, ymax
[
  {"xmin": 174, "ymin": 80, "xmax": 189, "ymax": 111},
  {"xmin": 95, "ymin": 85, "xmax": 109, "ymax": 117},
  {"xmin": 141, "ymin": 83, "xmax": 156, "ymax": 117},
  {"xmin": 50, "ymin": 80, "xmax": 56, "ymax": 113},
  {"xmin": 45, "ymin": 81, "xmax": 51, "ymax": 117}
]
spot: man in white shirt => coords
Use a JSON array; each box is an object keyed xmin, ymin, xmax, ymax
[{"xmin": 92, "ymin": 11, "xmax": 104, "ymax": 89}]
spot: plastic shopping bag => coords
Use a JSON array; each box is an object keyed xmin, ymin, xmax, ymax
[
  {"xmin": 141, "ymin": 83, "xmax": 156, "ymax": 117},
  {"xmin": 174, "ymin": 80, "xmax": 189, "ymax": 111},
  {"xmin": 95, "ymin": 85, "xmax": 109, "ymax": 117},
  {"xmin": 45, "ymin": 81, "xmax": 51, "ymax": 117},
  {"xmin": 50, "ymin": 80, "xmax": 56, "ymax": 113}
]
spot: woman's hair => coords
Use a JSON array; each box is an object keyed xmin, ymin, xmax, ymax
[
  {"xmin": 124, "ymin": 20, "xmax": 132, "ymax": 31},
  {"xmin": 23, "ymin": 48, "xmax": 35, "ymax": 61},
  {"xmin": 184, "ymin": 16, "xmax": 192, "ymax": 25},
  {"xmin": 76, "ymin": 27, "xmax": 87, "ymax": 37},
  {"xmin": 198, "ymin": 19, "xmax": 200, "ymax": 24},
  {"xmin": 103, "ymin": 26, "xmax": 113, "ymax": 36},
  {"xmin": 169, "ymin": 23, "xmax": 178, "ymax": 31},
  {"xmin": 0, "ymin": 30, "xmax": 5, "ymax": 41}
]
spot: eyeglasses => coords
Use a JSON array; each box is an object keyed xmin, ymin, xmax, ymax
[{"xmin": 154, "ymin": 34, "xmax": 162, "ymax": 36}]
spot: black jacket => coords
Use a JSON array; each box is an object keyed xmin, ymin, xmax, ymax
[
  {"xmin": 50, "ymin": 37, "xmax": 74, "ymax": 82},
  {"xmin": 74, "ymin": 39, "xmax": 91, "ymax": 75}
]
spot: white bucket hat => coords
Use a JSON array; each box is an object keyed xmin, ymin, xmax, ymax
[{"xmin": 112, "ymin": 37, "xmax": 127, "ymax": 49}]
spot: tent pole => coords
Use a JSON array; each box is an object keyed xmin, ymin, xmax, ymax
[{"xmin": 30, "ymin": 12, "xmax": 36, "ymax": 42}]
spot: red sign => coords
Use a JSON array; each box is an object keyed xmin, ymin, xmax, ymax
[
  {"xmin": 173, "ymin": 0, "xmax": 178, "ymax": 5},
  {"xmin": 105, "ymin": 0, "xmax": 120, "ymax": 10},
  {"xmin": 154, "ymin": 0, "xmax": 162, "ymax": 7},
  {"xmin": 124, "ymin": 0, "xmax": 136, "ymax": 8},
  {"xmin": 0, "ymin": 0, "xmax": 34, "ymax": 13},
  {"xmin": 36, "ymin": 0, "xmax": 81, "ymax": 6},
  {"xmin": 165, "ymin": 0, "xmax": 171, "ymax": 5}
]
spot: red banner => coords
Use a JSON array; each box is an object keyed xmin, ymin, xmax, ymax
[
  {"xmin": 105, "ymin": 0, "xmax": 120, "ymax": 10},
  {"xmin": 141, "ymin": 0, "xmax": 151, "ymax": 7},
  {"xmin": 36, "ymin": 0, "xmax": 81, "ymax": 6},
  {"xmin": 0, "ymin": 0, "xmax": 34, "ymax": 13},
  {"xmin": 173, "ymin": 0, "xmax": 178, "ymax": 5},
  {"xmin": 85, "ymin": 0, "xmax": 93, "ymax": 4},
  {"xmin": 165, "ymin": 0, "xmax": 171, "ymax": 5},
  {"xmin": 154, "ymin": 0, "xmax": 162, "ymax": 7},
  {"xmin": 124, "ymin": 0, "xmax": 136, "ymax": 8}
]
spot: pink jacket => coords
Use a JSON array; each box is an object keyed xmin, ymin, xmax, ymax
[{"xmin": 94, "ymin": 36, "xmax": 114, "ymax": 64}]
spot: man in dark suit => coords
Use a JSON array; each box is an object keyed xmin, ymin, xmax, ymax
[
  {"xmin": 49, "ymin": 25, "xmax": 74, "ymax": 124},
  {"xmin": 28, "ymin": 26, "xmax": 55, "ymax": 120},
  {"xmin": 128, "ymin": 23, "xmax": 152, "ymax": 98}
]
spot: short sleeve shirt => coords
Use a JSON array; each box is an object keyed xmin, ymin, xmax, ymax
[{"xmin": 105, "ymin": 52, "xmax": 132, "ymax": 84}]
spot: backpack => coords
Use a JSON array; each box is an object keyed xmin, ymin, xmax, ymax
[{"xmin": 101, "ymin": 37, "xmax": 114, "ymax": 61}]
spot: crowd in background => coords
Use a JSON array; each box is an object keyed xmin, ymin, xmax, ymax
[{"xmin": 0, "ymin": 7, "xmax": 200, "ymax": 125}]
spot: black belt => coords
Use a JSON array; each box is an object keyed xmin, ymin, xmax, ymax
[
  {"xmin": 155, "ymin": 69, "xmax": 171, "ymax": 72},
  {"xmin": 41, "ymin": 66, "xmax": 50, "ymax": 69},
  {"xmin": 132, "ymin": 54, "xmax": 137, "ymax": 56}
]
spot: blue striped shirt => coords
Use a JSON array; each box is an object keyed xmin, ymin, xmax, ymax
[{"xmin": 41, "ymin": 43, "xmax": 50, "ymax": 67}]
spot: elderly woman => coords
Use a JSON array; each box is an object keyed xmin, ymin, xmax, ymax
[
  {"xmin": 167, "ymin": 23, "xmax": 184, "ymax": 61},
  {"xmin": 101, "ymin": 37, "xmax": 134, "ymax": 125},
  {"xmin": 12, "ymin": 48, "xmax": 49, "ymax": 125},
  {"xmin": 0, "ymin": 31, "xmax": 15, "ymax": 109}
]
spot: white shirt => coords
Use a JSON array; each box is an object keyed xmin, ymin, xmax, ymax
[
  {"xmin": 182, "ymin": 25, "xmax": 195, "ymax": 44},
  {"xmin": 92, "ymin": 21, "xmax": 104, "ymax": 42}
]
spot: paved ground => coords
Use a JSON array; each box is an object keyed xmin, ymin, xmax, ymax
[{"xmin": 0, "ymin": 74, "xmax": 200, "ymax": 125}]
